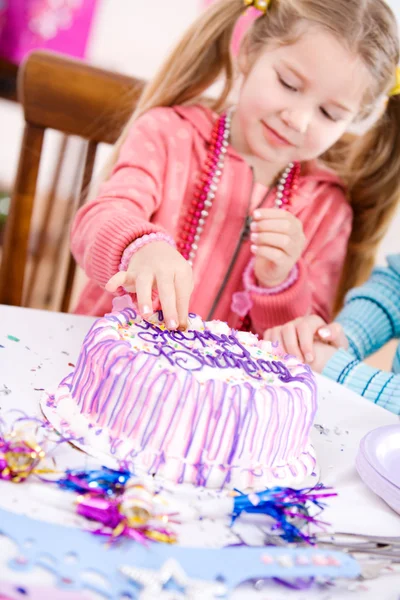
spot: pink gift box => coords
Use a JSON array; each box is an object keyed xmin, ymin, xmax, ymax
[{"xmin": 0, "ymin": 0, "xmax": 98, "ymax": 65}]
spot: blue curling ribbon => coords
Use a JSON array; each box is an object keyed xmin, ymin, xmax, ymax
[
  {"xmin": 57, "ymin": 467, "xmax": 132, "ymax": 496},
  {"xmin": 232, "ymin": 486, "xmax": 336, "ymax": 543}
]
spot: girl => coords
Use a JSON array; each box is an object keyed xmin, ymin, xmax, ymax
[
  {"xmin": 71, "ymin": 0, "xmax": 400, "ymax": 336},
  {"xmin": 263, "ymin": 255, "xmax": 400, "ymax": 415}
]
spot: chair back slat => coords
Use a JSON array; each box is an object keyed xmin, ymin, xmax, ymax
[
  {"xmin": 0, "ymin": 123, "xmax": 44, "ymax": 305},
  {"xmin": 61, "ymin": 139, "xmax": 98, "ymax": 313}
]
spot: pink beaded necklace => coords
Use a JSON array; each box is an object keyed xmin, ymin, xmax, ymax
[{"xmin": 177, "ymin": 110, "xmax": 300, "ymax": 266}]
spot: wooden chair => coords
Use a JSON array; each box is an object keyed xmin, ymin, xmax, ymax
[{"xmin": 0, "ymin": 50, "xmax": 145, "ymax": 311}]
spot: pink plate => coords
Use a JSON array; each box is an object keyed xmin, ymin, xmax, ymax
[
  {"xmin": 356, "ymin": 448, "xmax": 400, "ymax": 515},
  {"xmin": 359, "ymin": 424, "xmax": 400, "ymax": 489}
]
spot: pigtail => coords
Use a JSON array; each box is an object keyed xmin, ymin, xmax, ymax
[{"xmin": 332, "ymin": 94, "xmax": 400, "ymax": 312}]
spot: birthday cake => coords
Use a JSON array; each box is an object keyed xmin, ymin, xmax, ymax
[{"xmin": 46, "ymin": 299, "xmax": 318, "ymax": 490}]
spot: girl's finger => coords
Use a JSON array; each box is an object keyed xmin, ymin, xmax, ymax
[
  {"xmin": 250, "ymin": 232, "xmax": 291, "ymax": 254},
  {"xmin": 156, "ymin": 273, "xmax": 178, "ymax": 330},
  {"xmin": 174, "ymin": 271, "xmax": 192, "ymax": 330},
  {"xmin": 318, "ymin": 322, "xmax": 348, "ymax": 348},
  {"xmin": 251, "ymin": 218, "xmax": 292, "ymax": 235},
  {"xmin": 281, "ymin": 322, "xmax": 303, "ymax": 361},
  {"xmin": 119, "ymin": 271, "xmax": 138, "ymax": 293},
  {"xmin": 251, "ymin": 244, "xmax": 286, "ymax": 264},
  {"xmin": 296, "ymin": 315, "xmax": 325, "ymax": 363},
  {"xmin": 330, "ymin": 323, "xmax": 348, "ymax": 348},
  {"xmin": 263, "ymin": 327, "xmax": 284, "ymax": 349},
  {"xmin": 253, "ymin": 208, "xmax": 293, "ymax": 221},
  {"xmin": 135, "ymin": 273, "xmax": 154, "ymax": 317},
  {"xmin": 105, "ymin": 271, "xmax": 135, "ymax": 293}
]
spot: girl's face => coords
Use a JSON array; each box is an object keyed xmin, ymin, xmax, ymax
[{"xmin": 231, "ymin": 27, "xmax": 372, "ymax": 169}]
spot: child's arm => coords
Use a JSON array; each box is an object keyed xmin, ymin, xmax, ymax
[
  {"xmin": 322, "ymin": 347, "xmax": 400, "ymax": 416},
  {"xmin": 70, "ymin": 108, "xmax": 170, "ymax": 291},
  {"xmin": 283, "ymin": 332, "xmax": 400, "ymax": 417},
  {"xmin": 335, "ymin": 255, "xmax": 400, "ymax": 360},
  {"xmin": 264, "ymin": 316, "xmax": 400, "ymax": 416},
  {"xmin": 70, "ymin": 108, "xmax": 195, "ymax": 328},
  {"xmin": 264, "ymin": 256, "xmax": 400, "ymax": 363}
]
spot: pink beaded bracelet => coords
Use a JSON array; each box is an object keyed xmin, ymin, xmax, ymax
[
  {"xmin": 243, "ymin": 258, "xmax": 299, "ymax": 295},
  {"xmin": 231, "ymin": 259, "xmax": 299, "ymax": 318},
  {"xmin": 119, "ymin": 232, "xmax": 176, "ymax": 272}
]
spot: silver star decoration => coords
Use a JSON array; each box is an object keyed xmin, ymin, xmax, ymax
[{"xmin": 120, "ymin": 558, "xmax": 227, "ymax": 600}]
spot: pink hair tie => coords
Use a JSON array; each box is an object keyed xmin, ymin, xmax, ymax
[
  {"xmin": 119, "ymin": 232, "xmax": 176, "ymax": 272},
  {"xmin": 243, "ymin": 258, "xmax": 299, "ymax": 295}
]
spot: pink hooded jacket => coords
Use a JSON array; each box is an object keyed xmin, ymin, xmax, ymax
[{"xmin": 71, "ymin": 104, "xmax": 352, "ymax": 336}]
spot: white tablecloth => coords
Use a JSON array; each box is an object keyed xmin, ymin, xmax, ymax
[{"xmin": 0, "ymin": 304, "xmax": 400, "ymax": 599}]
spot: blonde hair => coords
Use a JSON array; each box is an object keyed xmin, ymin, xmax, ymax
[{"xmin": 103, "ymin": 0, "xmax": 400, "ymax": 312}]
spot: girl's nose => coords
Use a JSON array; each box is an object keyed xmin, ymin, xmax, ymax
[{"xmin": 281, "ymin": 108, "xmax": 312, "ymax": 134}]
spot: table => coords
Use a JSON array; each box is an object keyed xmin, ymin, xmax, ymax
[{"xmin": 0, "ymin": 304, "xmax": 400, "ymax": 599}]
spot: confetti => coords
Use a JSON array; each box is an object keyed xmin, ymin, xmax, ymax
[
  {"xmin": 314, "ymin": 424, "xmax": 330, "ymax": 436},
  {"xmin": 7, "ymin": 335, "xmax": 20, "ymax": 342}
]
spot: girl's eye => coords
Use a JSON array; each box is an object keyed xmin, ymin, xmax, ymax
[
  {"xmin": 320, "ymin": 107, "xmax": 337, "ymax": 122},
  {"xmin": 279, "ymin": 76, "xmax": 298, "ymax": 92}
]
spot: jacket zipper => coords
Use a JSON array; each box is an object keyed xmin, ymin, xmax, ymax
[{"xmin": 206, "ymin": 168, "xmax": 273, "ymax": 321}]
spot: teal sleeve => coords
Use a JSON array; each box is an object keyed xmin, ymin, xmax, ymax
[
  {"xmin": 323, "ymin": 348, "xmax": 400, "ymax": 416},
  {"xmin": 336, "ymin": 255, "xmax": 400, "ymax": 360}
]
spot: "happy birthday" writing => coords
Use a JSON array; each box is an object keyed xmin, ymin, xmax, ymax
[{"xmin": 134, "ymin": 320, "xmax": 297, "ymax": 383}]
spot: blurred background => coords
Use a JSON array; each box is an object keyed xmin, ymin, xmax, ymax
[
  {"xmin": 0, "ymin": 0, "xmax": 399, "ymax": 370},
  {"xmin": 0, "ymin": 1, "xmax": 199, "ymax": 205}
]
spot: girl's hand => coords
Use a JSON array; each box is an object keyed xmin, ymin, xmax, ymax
[
  {"xmin": 251, "ymin": 208, "xmax": 306, "ymax": 287},
  {"xmin": 105, "ymin": 241, "xmax": 194, "ymax": 330},
  {"xmin": 306, "ymin": 341, "xmax": 338, "ymax": 373},
  {"xmin": 264, "ymin": 315, "xmax": 348, "ymax": 364}
]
